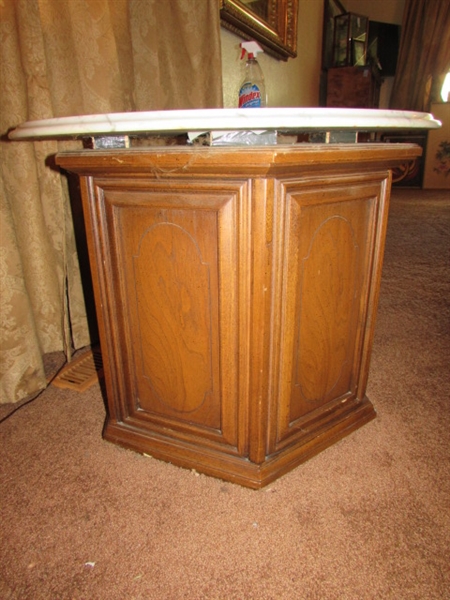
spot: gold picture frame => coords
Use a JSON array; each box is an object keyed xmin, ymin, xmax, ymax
[{"xmin": 219, "ymin": 0, "xmax": 298, "ymax": 61}]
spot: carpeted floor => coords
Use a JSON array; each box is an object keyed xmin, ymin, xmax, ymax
[{"xmin": 0, "ymin": 188, "xmax": 449, "ymax": 600}]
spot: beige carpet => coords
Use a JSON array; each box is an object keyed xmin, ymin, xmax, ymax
[{"xmin": 0, "ymin": 188, "xmax": 449, "ymax": 600}]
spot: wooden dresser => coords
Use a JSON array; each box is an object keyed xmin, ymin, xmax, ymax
[{"xmin": 327, "ymin": 66, "xmax": 382, "ymax": 108}]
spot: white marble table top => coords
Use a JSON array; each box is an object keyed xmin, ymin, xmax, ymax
[{"xmin": 8, "ymin": 108, "xmax": 441, "ymax": 140}]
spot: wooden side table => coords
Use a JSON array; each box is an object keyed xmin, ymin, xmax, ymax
[
  {"xmin": 10, "ymin": 108, "xmax": 439, "ymax": 487},
  {"xmin": 56, "ymin": 143, "xmax": 420, "ymax": 488}
]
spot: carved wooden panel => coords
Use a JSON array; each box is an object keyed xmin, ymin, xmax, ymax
[
  {"xmin": 133, "ymin": 222, "xmax": 215, "ymax": 418},
  {"xmin": 269, "ymin": 177, "xmax": 387, "ymax": 452},
  {"xmin": 91, "ymin": 180, "xmax": 250, "ymax": 455}
]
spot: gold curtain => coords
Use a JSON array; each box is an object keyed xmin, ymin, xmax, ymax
[
  {"xmin": 390, "ymin": 0, "xmax": 450, "ymax": 111},
  {"xmin": 0, "ymin": 0, "xmax": 223, "ymax": 404}
]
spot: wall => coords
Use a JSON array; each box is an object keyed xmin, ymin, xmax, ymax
[
  {"xmin": 344, "ymin": 0, "xmax": 405, "ymax": 25},
  {"xmin": 220, "ymin": 0, "xmax": 324, "ymax": 108},
  {"xmin": 344, "ymin": 0, "xmax": 405, "ymax": 107}
]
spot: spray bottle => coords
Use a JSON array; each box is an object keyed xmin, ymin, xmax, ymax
[{"xmin": 238, "ymin": 41, "xmax": 266, "ymax": 108}]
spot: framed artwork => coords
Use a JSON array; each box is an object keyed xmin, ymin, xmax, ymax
[
  {"xmin": 219, "ymin": 0, "xmax": 299, "ymax": 60},
  {"xmin": 423, "ymin": 102, "xmax": 450, "ymax": 189}
]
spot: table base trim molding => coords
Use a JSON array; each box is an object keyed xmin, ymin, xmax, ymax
[{"xmin": 104, "ymin": 397, "xmax": 375, "ymax": 489}]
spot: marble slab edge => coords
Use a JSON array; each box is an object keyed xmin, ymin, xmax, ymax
[{"xmin": 8, "ymin": 108, "xmax": 442, "ymax": 140}]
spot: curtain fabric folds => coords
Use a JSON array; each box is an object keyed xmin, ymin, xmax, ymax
[
  {"xmin": 390, "ymin": 0, "xmax": 450, "ymax": 111},
  {"xmin": 0, "ymin": 0, "xmax": 223, "ymax": 404}
]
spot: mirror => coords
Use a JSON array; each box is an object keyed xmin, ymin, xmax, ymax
[{"xmin": 219, "ymin": 0, "xmax": 298, "ymax": 61}]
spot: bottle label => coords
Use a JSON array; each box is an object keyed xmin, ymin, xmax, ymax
[{"xmin": 239, "ymin": 83, "xmax": 261, "ymax": 108}]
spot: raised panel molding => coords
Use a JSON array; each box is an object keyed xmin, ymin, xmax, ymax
[
  {"xmin": 95, "ymin": 181, "xmax": 249, "ymax": 454},
  {"xmin": 269, "ymin": 178, "xmax": 385, "ymax": 453}
]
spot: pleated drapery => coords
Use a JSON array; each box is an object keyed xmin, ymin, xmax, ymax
[
  {"xmin": 0, "ymin": 0, "xmax": 223, "ymax": 404},
  {"xmin": 390, "ymin": 0, "xmax": 450, "ymax": 111}
]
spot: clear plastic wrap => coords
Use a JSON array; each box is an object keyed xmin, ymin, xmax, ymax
[{"xmin": 188, "ymin": 130, "xmax": 277, "ymax": 146}]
